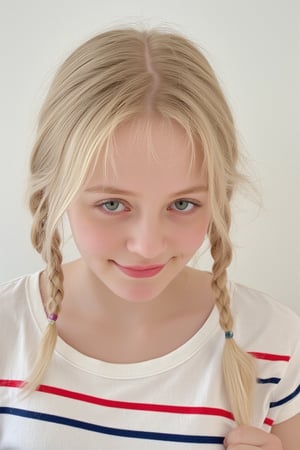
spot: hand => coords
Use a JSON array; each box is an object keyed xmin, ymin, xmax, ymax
[{"xmin": 224, "ymin": 425, "xmax": 283, "ymax": 449}]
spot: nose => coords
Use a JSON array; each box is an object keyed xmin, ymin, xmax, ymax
[{"xmin": 126, "ymin": 214, "xmax": 167, "ymax": 260}]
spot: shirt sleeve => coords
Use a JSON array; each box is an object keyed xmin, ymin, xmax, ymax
[{"xmin": 269, "ymin": 335, "xmax": 300, "ymax": 424}]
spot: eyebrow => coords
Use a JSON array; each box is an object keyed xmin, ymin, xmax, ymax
[{"xmin": 85, "ymin": 184, "xmax": 208, "ymax": 197}]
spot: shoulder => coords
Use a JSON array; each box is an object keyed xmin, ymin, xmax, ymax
[
  {"xmin": 0, "ymin": 272, "xmax": 42, "ymax": 339},
  {"xmin": 0, "ymin": 273, "xmax": 34, "ymax": 297},
  {"xmin": 230, "ymin": 281, "xmax": 299, "ymax": 324},
  {"xmin": 229, "ymin": 281, "xmax": 300, "ymax": 352},
  {"xmin": 0, "ymin": 272, "xmax": 41, "ymax": 317},
  {"xmin": 0, "ymin": 272, "xmax": 43, "ymax": 378},
  {"xmin": 0, "ymin": 274, "xmax": 28, "ymax": 299}
]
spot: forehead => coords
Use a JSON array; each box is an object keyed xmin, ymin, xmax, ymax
[{"xmin": 87, "ymin": 116, "xmax": 206, "ymax": 188}]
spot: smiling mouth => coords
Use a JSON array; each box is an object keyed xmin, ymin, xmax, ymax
[{"xmin": 112, "ymin": 261, "xmax": 166, "ymax": 278}]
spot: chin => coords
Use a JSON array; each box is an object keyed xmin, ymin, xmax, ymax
[{"xmin": 114, "ymin": 286, "xmax": 165, "ymax": 303}]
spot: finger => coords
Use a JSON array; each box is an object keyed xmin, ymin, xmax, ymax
[
  {"xmin": 225, "ymin": 425, "xmax": 280, "ymax": 448},
  {"xmin": 226, "ymin": 446, "xmax": 259, "ymax": 450},
  {"xmin": 226, "ymin": 425, "xmax": 264, "ymax": 446}
]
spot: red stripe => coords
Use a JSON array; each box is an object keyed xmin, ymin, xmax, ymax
[
  {"xmin": 0, "ymin": 379, "xmax": 234, "ymax": 420},
  {"xmin": 264, "ymin": 417, "xmax": 274, "ymax": 426},
  {"xmin": 248, "ymin": 352, "xmax": 290, "ymax": 362},
  {"xmin": 0, "ymin": 379, "xmax": 23, "ymax": 388}
]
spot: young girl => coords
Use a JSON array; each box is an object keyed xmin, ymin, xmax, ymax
[{"xmin": 0, "ymin": 27, "xmax": 299, "ymax": 449}]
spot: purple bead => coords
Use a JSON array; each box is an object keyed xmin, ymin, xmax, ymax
[{"xmin": 47, "ymin": 313, "xmax": 58, "ymax": 322}]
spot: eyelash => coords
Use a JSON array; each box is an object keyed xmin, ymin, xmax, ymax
[{"xmin": 95, "ymin": 199, "xmax": 202, "ymax": 215}]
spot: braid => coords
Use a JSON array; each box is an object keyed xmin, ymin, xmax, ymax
[
  {"xmin": 45, "ymin": 231, "xmax": 64, "ymax": 317},
  {"xmin": 29, "ymin": 190, "xmax": 48, "ymax": 255},
  {"xmin": 210, "ymin": 206, "xmax": 256, "ymax": 425},
  {"xmin": 24, "ymin": 191, "xmax": 64, "ymax": 391}
]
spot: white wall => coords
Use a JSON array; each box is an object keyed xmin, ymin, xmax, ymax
[{"xmin": 0, "ymin": 0, "xmax": 299, "ymax": 314}]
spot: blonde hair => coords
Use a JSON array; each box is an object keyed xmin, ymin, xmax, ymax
[{"xmin": 27, "ymin": 27, "xmax": 255, "ymax": 424}]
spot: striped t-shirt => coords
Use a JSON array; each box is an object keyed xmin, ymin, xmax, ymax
[{"xmin": 0, "ymin": 272, "xmax": 299, "ymax": 449}]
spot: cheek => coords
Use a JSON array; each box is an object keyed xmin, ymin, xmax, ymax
[
  {"xmin": 175, "ymin": 218, "xmax": 209, "ymax": 254},
  {"xmin": 185, "ymin": 225, "xmax": 208, "ymax": 252},
  {"xmin": 68, "ymin": 213, "xmax": 119, "ymax": 256}
]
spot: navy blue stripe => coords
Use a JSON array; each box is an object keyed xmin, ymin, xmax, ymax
[
  {"xmin": 0, "ymin": 407, "xmax": 224, "ymax": 445},
  {"xmin": 270, "ymin": 384, "xmax": 300, "ymax": 408},
  {"xmin": 257, "ymin": 377, "xmax": 281, "ymax": 384}
]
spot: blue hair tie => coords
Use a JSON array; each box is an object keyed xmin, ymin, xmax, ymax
[{"xmin": 225, "ymin": 330, "xmax": 234, "ymax": 339}]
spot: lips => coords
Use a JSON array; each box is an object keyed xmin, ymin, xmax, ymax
[{"xmin": 112, "ymin": 261, "xmax": 165, "ymax": 278}]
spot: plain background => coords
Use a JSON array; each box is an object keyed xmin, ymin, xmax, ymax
[{"xmin": 0, "ymin": 0, "xmax": 299, "ymax": 314}]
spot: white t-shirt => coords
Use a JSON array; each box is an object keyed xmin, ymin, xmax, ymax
[{"xmin": 0, "ymin": 272, "xmax": 299, "ymax": 449}]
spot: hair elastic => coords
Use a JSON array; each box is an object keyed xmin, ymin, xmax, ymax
[
  {"xmin": 47, "ymin": 313, "xmax": 58, "ymax": 324},
  {"xmin": 225, "ymin": 330, "xmax": 234, "ymax": 339}
]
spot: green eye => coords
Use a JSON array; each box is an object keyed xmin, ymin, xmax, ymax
[
  {"xmin": 173, "ymin": 200, "xmax": 194, "ymax": 211},
  {"xmin": 100, "ymin": 200, "xmax": 125, "ymax": 213}
]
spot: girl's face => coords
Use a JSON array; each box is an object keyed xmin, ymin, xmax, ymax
[{"xmin": 67, "ymin": 116, "xmax": 211, "ymax": 303}]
